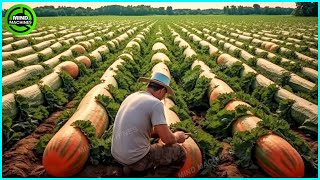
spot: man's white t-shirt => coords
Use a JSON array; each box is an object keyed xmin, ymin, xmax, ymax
[{"xmin": 111, "ymin": 91, "xmax": 167, "ymax": 165}]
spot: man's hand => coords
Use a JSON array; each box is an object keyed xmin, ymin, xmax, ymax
[
  {"xmin": 154, "ymin": 125, "xmax": 187, "ymax": 145},
  {"xmin": 174, "ymin": 131, "xmax": 186, "ymax": 143},
  {"xmin": 158, "ymin": 131, "xmax": 186, "ymax": 144}
]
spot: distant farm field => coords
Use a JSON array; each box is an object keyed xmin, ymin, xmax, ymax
[{"xmin": 2, "ymin": 15, "xmax": 318, "ymax": 178}]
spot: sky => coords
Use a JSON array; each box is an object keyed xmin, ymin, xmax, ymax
[{"xmin": 2, "ymin": 2, "xmax": 296, "ymax": 10}]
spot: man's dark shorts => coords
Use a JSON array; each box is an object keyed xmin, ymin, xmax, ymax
[{"xmin": 123, "ymin": 143, "xmax": 186, "ymax": 177}]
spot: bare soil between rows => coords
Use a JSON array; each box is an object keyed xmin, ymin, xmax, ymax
[{"xmin": 2, "ymin": 104, "xmax": 318, "ymax": 178}]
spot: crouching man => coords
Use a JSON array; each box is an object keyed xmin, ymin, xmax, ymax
[{"xmin": 111, "ymin": 72, "xmax": 187, "ymax": 177}]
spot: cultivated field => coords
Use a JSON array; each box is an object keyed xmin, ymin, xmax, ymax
[{"xmin": 2, "ymin": 15, "xmax": 318, "ymax": 178}]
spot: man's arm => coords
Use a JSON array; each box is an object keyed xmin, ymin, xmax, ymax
[
  {"xmin": 153, "ymin": 124, "xmax": 185, "ymax": 145},
  {"xmin": 151, "ymin": 127, "xmax": 159, "ymax": 138}
]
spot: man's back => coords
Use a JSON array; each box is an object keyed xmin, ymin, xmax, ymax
[{"xmin": 111, "ymin": 91, "xmax": 167, "ymax": 165}]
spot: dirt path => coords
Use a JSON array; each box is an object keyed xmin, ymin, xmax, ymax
[
  {"xmin": 2, "ymin": 110, "xmax": 60, "ymax": 177},
  {"xmin": 2, "ymin": 102, "xmax": 76, "ymax": 177},
  {"xmin": 75, "ymin": 165, "xmax": 123, "ymax": 177},
  {"xmin": 204, "ymin": 143, "xmax": 267, "ymax": 178}
]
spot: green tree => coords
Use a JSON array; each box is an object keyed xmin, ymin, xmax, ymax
[
  {"xmin": 253, "ymin": 4, "xmax": 261, "ymax": 14},
  {"xmin": 230, "ymin": 5, "xmax": 237, "ymax": 15},
  {"xmin": 166, "ymin": 6, "xmax": 173, "ymax": 15},
  {"xmin": 264, "ymin": 6, "xmax": 270, "ymax": 15},
  {"xmin": 293, "ymin": 2, "xmax": 318, "ymax": 16},
  {"xmin": 238, "ymin": 6, "xmax": 244, "ymax": 15},
  {"xmin": 223, "ymin": 6, "xmax": 229, "ymax": 14},
  {"xmin": 3, "ymin": 9, "xmax": 7, "ymax": 17}
]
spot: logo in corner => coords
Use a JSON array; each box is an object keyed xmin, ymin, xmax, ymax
[{"xmin": 5, "ymin": 4, "xmax": 37, "ymax": 36}]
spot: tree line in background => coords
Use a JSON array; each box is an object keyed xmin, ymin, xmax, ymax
[
  {"xmin": 223, "ymin": 4, "xmax": 293, "ymax": 15},
  {"xmin": 292, "ymin": 2, "xmax": 318, "ymax": 16},
  {"xmin": 223, "ymin": 2, "xmax": 317, "ymax": 16},
  {"xmin": 2, "ymin": 3, "xmax": 317, "ymax": 17}
]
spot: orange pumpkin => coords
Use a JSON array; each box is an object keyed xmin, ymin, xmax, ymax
[
  {"xmin": 75, "ymin": 56, "xmax": 91, "ymax": 68},
  {"xmin": 60, "ymin": 61, "xmax": 79, "ymax": 78},
  {"xmin": 70, "ymin": 45, "xmax": 86, "ymax": 54},
  {"xmin": 208, "ymin": 46, "xmax": 219, "ymax": 56},
  {"xmin": 209, "ymin": 78, "xmax": 233, "ymax": 103},
  {"xmin": 162, "ymin": 100, "xmax": 202, "ymax": 177},
  {"xmin": 255, "ymin": 133, "xmax": 305, "ymax": 177},
  {"xmin": 232, "ymin": 116, "xmax": 305, "ymax": 178},
  {"xmin": 232, "ymin": 115, "xmax": 262, "ymax": 134},
  {"xmin": 216, "ymin": 54, "xmax": 229, "ymax": 64},
  {"xmin": 224, "ymin": 100, "xmax": 251, "ymax": 111},
  {"xmin": 176, "ymin": 138, "xmax": 202, "ymax": 177},
  {"xmin": 269, "ymin": 44, "xmax": 280, "ymax": 53},
  {"xmin": 43, "ymin": 84, "xmax": 112, "ymax": 177},
  {"xmin": 43, "ymin": 128, "xmax": 90, "ymax": 177},
  {"xmin": 265, "ymin": 42, "xmax": 275, "ymax": 51}
]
